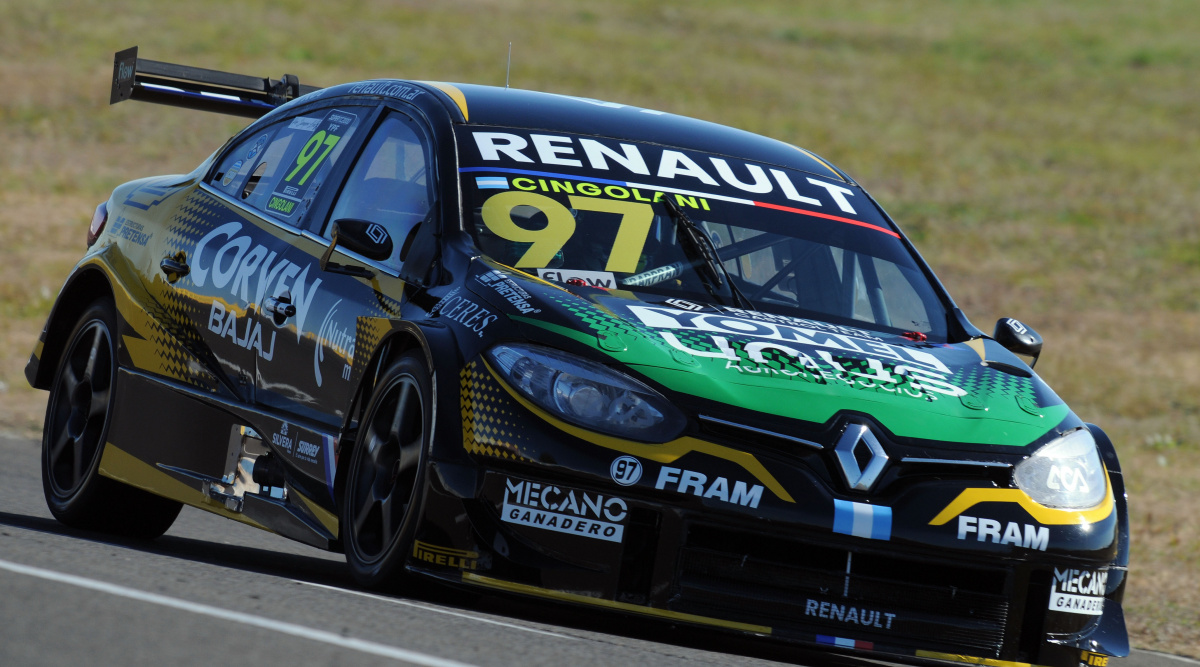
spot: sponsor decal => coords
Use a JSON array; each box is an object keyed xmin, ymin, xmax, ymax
[
  {"xmin": 1081, "ymin": 651, "xmax": 1110, "ymax": 667},
  {"xmin": 537, "ymin": 269, "xmax": 617, "ymax": 289},
  {"xmin": 475, "ymin": 269, "xmax": 541, "ymax": 314},
  {"xmin": 245, "ymin": 134, "xmax": 269, "ymax": 161},
  {"xmin": 833, "ymin": 500, "xmax": 892, "ymax": 541},
  {"xmin": 191, "ymin": 221, "xmax": 323, "ymax": 337},
  {"xmin": 714, "ymin": 307, "xmax": 881, "ymax": 341},
  {"xmin": 346, "ymin": 81, "xmax": 423, "ymax": 100},
  {"xmin": 413, "ymin": 541, "xmax": 479, "ymax": 570},
  {"xmin": 222, "ymin": 160, "xmax": 243, "ymax": 186},
  {"xmin": 805, "ymin": 599, "xmax": 897, "ymax": 630},
  {"xmin": 314, "ymin": 299, "xmax": 355, "ymax": 387},
  {"xmin": 956, "ymin": 516, "xmax": 1049, "ymax": 551},
  {"xmin": 116, "ymin": 60, "xmax": 134, "ymax": 83},
  {"xmin": 664, "ymin": 298, "xmax": 705, "ymax": 312},
  {"xmin": 109, "ymin": 216, "xmax": 152, "ymax": 246},
  {"xmin": 1046, "ymin": 464, "xmax": 1093, "ymax": 495},
  {"xmin": 655, "ymin": 466, "xmax": 763, "ymax": 508},
  {"xmin": 501, "ymin": 478, "xmax": 627, "ymax": 543},
  {"xmin": 296, "ymin": 438, "xmax": 320, "ymax": 464},
  {"xmin": 469, "ymin": 131, "xmax": 857, "ymax": 213},
  {"xmin": 1049, "ymin": 568, "xmax": 1107, "ymax": 616},
  {"xmin": 432, "ymin": 289, "xmax": 498, "ymax": 338},
  {"xmin": 476, "ymin": 176, "xmax": 509, "ymax": 189},
  {"xmin": 610, "ymin": 456, "xmax": 643, "ymax": 486},
  {"xmin": 272, "ymin": 422, "xmax": 294, "ymax": 455},
  {"xmin": 288, "ymin": 117, "xmax": 321, "ymax": 132},
  {"xmin": 207, "ymin": 301, "xmax": 276, "ymax": 360},
  {"xmin": 632, "ymin": 305, "xmax": 965, "ymax": 398}
]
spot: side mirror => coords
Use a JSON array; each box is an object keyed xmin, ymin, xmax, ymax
[
  {"xmin": 993, "ymin": 318, "xmax": 1043, "ymax": 367},
  {"xmin": 330, "ymin": 219, "xmax": 393, "ymax": 262},
  {"xmin": 320, "ymin": 219, "xmax": 392, "ymax": 277}
]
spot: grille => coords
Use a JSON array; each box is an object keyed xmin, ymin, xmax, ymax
[{"xmin": 672, "ymin": 524, "xmax": 1012, "ymax": 657}]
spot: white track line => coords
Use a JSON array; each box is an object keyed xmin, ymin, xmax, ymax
[
  {"xmin": 295, "ymin": 580, "xmax": 577, "ymax": 640},
  {"xmin": 0, "ymin": 558, "xmax": 478, "ymax": 667},
  {"xmin": 1136, "ymin": 651, "xmax": 1200, "ymax": 666}
]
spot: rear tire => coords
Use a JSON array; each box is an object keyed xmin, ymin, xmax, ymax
[
  {"xmin": 341, "ymin": 351, "xmax": 432, "ymax": 588},
  {"xmin": 41, "ymin": 298, "xmax": 182, "ymax": 539}
]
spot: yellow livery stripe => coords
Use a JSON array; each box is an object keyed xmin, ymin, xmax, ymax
[
  {"xmin": 292, "ymin": 489, "xmax": 340, "ymax": 536},
  {"xmin": 420, "ymin": 82, "xmax": 469, "ymax": 121},
  {"xmin": 462, "ymin": 573, "xmax": 771, "ymax": 634},
  {"xmin": 98, "ymin": 443, "xmax": 270, "ymax": 530},
  {"xmin": 928, "ymin": 475, "xmax": 1115, "ymax": 526},
  {"xmin": 916, "ymin": 649, "xmax": 1051, "ymax": 667}
]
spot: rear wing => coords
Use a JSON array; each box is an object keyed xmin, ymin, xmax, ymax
[{"xmin": 110, "ymin": 46, "xmax": 323, "ymax": 118}]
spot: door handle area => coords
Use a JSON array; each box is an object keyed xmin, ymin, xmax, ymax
[
  {"xmin": 159, "ymin": 254, "xmax": 190, "ymax": 283},
  {"xmin": 263, "ymin": 293, "xmax": 297, "ymax": 324}
]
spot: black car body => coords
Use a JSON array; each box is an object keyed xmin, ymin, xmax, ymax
[{"xmin": 26, "ymin": 49, "xmax": 1128, "ymax": 667}]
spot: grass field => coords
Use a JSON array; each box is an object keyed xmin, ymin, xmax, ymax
[{"xmin": 1, "ymin": 0, "xmax": 1197, "ymax": 657}]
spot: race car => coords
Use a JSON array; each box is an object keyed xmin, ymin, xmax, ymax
[{"xmin": 26, "ymin": 47, "xmax": 1129, "ymax": 667}]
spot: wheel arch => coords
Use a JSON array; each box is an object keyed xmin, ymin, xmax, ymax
[
  {"xmin": 333, "ymin": 319, "xmax": 461, "ymax": 538},
  {"xmin": 28, "ymin": 266, "xmax": 116, "ymax": 390}
]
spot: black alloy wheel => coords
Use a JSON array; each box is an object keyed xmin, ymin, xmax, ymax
[
  {"xmin": 41, "ymin": 299, "xmax": 181, "ymax": 538},
  {"xmin": 342, "ymin": 351, "xmax": 432, "ymax": 587}
]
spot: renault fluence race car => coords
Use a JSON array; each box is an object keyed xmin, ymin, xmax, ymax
[{"xmin": 26, "ymin": 47, "xmax": 1128, "ymax": 667}]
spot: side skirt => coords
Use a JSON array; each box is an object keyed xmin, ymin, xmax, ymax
[{"xmin": 102, "ymin": 368, "xmax": 339, "ymax": 549}]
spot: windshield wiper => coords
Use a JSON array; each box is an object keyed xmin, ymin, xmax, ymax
[{"xmin": 659, "ymin": 196, "xmax": 755, "ymax": 310}]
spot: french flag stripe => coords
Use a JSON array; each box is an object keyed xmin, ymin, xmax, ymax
[{"xmin": 816, "ymin": 635, "xmax": 874, "ymax": 651}]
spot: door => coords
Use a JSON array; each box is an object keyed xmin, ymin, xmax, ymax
[{"xmin": 255, "ymin": 110, "xmax": 436, "ymax": 428}]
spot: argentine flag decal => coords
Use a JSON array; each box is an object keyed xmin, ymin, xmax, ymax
[
  {"xmin": 833, "ymin": 500, "xmax": 892, "ymax": 541},
  {"xmin": 475, "ymin": 176, "xmax": 509, "ymax": 189}
]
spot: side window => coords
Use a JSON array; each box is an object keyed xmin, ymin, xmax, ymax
[
  {"xmin": 326, "ymin": 113, "xmax": 431, "ymax": 269},
  {"xmin": 210, "ymin": 129, "xmax": 275, "ymax": 198},
  {"xmin": 209, "ymin": 108, "xmax": 364, "ymax": 225}
]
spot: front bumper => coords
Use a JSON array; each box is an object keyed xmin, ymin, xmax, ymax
[{"xmin": 410, "ymin": 358, "xmax": 1128, "ymax": 667}]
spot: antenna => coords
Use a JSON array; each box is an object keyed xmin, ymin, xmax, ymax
[{"xmin": 505, "ymin": 42, "xmax": 512, "ymax": 89}]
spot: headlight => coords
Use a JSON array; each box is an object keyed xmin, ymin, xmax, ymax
[
  {"xmin": 1013, "ymin": 428, "xmax": 1107, "ymax": 509},
  {"xmin": 486, "ymin": 343, "xmax": 686, "ymax": 442}
]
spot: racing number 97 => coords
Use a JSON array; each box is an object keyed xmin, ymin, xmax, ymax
[
  {"xmin": 480, "ymin": 191, "xmax": 653, "ymax": 273},
  {"xmin": 285, "ymin": 130, "xmax": 341, "ymax": 186}
]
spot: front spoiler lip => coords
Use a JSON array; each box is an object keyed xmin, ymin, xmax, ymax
[{"xmin": 452, "ymin": 571, "xmax": 1116, "ymax": 667}]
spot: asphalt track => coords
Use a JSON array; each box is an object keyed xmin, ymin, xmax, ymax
[{"xmin": 0, "ymin": 434, "xmax": 1194, "ymax": 667}]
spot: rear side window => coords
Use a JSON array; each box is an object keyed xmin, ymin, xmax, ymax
[{"xmin": 209, "ymin": 108, "xmax": 364, "ymax": 225}]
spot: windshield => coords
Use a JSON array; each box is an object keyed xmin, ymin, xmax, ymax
[{"xmin": 457, "ymin": 127, "xmax": 949, "ymax": 341}]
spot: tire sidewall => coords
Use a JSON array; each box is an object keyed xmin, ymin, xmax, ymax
[
  {"xmin": 41, "ymin": 299, "xmax": 119, "ymax": 520},
  {"xmin": 341, "ymin": 351, "xmax": 433, "ymax": 587}
]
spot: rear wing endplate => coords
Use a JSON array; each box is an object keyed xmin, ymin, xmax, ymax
[{"xmin": 110, "ymin": 46, "xmax": 323, "ymax": 118}]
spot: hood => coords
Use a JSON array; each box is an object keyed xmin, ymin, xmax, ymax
[{"xmin": 466, "ymin": 261, "xmax": 1068, "ymax": 449}]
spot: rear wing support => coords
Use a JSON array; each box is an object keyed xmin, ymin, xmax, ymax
[{"xmin": 110, "ymin": 46, "xmax": 323, "ymax": 118}]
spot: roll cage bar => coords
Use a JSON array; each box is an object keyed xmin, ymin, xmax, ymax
[{"xmin": 109, "ymin": 46, "xmax": 323, "ymax": 118}]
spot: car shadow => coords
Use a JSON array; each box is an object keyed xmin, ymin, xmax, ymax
[
  {"xmin": 0, "ymin": 510, "xmax": 350, "ymax": 587},
  {"xmin": 0, "ymin": 509, "xmax": 901, "ymax": 667}
]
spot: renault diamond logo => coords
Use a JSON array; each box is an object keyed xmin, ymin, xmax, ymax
[{"xmin": 834, "ymin": 424, "xmax": 888, "ymax": 492}]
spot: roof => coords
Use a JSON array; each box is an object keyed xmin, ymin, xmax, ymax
[{"xmin": 313, "ymin": 80, "xmax": 846, "ymax": 182}]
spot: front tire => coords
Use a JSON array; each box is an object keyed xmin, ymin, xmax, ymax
[
  {"xmin": 341, "ymin": 351, "xmax": 432, "ymax": 588},
  {"xmin": 41, "ymin": 298, "xmax": 182, "ymax": 538}
]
